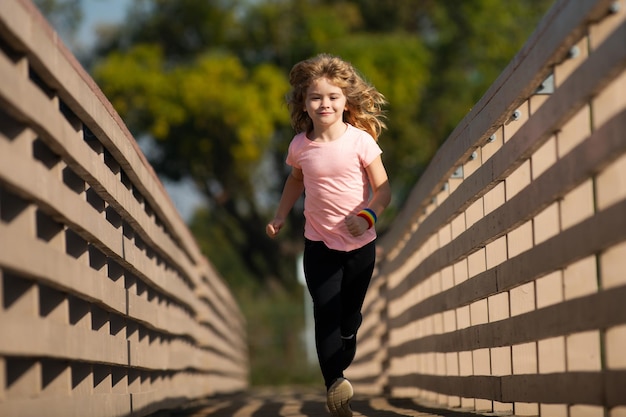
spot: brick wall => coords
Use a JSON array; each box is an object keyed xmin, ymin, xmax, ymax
[
  {"xmin": 0, "ymin": 1, "xmax": 248, "ymax": 416},
  {"xmin": 349, "ymin": 1, "xmax": 626, "ymax": 416}
]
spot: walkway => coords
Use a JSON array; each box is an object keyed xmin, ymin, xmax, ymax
[{"xmin": 160, "ymin": 387, "xmax": 486, "ymax": 417}]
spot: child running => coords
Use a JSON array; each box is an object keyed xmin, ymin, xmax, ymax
[{"xmin": 266, "ymin": 53, "xmax": 391, "ymax": 417}]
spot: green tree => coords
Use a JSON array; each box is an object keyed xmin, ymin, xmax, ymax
[
  {"xmin": 418, "ymin": 0, "xmax": 556, "ymax": 149},
  {"xmin": 81, "ymin": 0, "xmax": 554, "ymax": 386},
  {"xmin": 93, "ymin": 44, "xmax": 297, "ymax": 288},
  {"xmin": 90, "ymin": 0, "xmax": 553, "ymax": 289}
]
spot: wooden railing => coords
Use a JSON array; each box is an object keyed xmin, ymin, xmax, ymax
[
  {"xmin": 349, "ymin": 0, "xmax": 626, "ymax": 415},
  {"xmin": 0, "ymin": 1, "xmax": 248, "ymax": 416}
]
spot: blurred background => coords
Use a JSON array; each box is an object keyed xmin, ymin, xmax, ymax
[{"xmin": 34, "ymin": 0, "xmax": 554, "ymax": 387}]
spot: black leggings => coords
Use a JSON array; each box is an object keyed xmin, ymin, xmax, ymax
[{"xmin": 303, "ymin": 238, "xmax": 376, "ymax": 389}]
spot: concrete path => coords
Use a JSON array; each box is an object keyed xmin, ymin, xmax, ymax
[{"xmin": 160, "ymin": 387, "xmax": 488, "ymax": 417}]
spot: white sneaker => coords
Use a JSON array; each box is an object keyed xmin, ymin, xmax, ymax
[{"xmin": 327, "ymin": 377, "xmax": 353, "ymax": 417}]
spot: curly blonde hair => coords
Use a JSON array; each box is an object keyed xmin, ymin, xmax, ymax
[{"xmin": 287, "ymin": 53, "xmax": 387, "ymax": 141}]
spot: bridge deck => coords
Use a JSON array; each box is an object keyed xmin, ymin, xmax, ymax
[{"xmin": 159, "ymin": 387, "xmax": 484, "ymax": 417}]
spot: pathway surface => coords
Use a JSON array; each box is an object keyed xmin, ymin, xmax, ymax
[{"xmin": 160, "ymin": 387, "xmax": 489, "ymax": 417}]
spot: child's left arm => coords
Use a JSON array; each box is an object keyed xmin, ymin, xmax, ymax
[{"xmin": 345, "ymin": 156, "xmax": 391, "ymax": 237}]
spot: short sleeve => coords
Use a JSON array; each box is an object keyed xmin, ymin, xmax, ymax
[
  {"xmin": 359, "ymin": 132, "xmax": 382, "ymax": 167},
  {"xmin": 285, "ymin": 134, "xmax": 304, "ymax": 169}
]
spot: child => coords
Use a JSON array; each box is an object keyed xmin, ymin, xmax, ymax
[{"xmin": 266, "ymin": 53, "xmax": 391, "ymax": 417}]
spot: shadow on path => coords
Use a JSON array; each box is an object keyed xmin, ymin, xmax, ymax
[{"xmin": 155, "ymin": 387, "xmax": 495, "ymax": 417}]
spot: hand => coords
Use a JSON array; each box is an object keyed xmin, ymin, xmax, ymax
[
  {"xmin": 345, "ymin": 215, "xmax": 369, "ymax": 237},
  {"xmin": 266, "ymin": 219, "xmax": 284, "ymax": 238}
]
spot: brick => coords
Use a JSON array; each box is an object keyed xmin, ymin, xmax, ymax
[
  {"xmin": 529, "ymin": 91, "xmax": 550, "ymax": 115},
  {"xmin": 563, "ymin": 255, "xmax": 598, "ymax": 300},
  {"xmin": 41, "ymin": 360, "xmax": 70, "ymax": 396},
  {"xmin": 441, "ymin": 265, "xmax": 454, "ymax": 291},
  {"xmin": 465, "ymin": 197, "xmax": 484, "ymax": 229},
  {"xmin": 570, "ymin": 405, "xmax": 604, "ymax": 417},
  {"xmin": 443, "ymin": 310, "xmax": 457, "ymax": 333},
  {"xmin": 475, "ymin": 399, "xmax": 492, "ymax": 413},
  {"xmin": 453, "ymin": 258, "xmax": 469, "ymax": 285},
  {"xmin": 536, "ymin": 270, "xmax": 564, "ymax": 308},
  {"xmin": 0, "ymin": 357, "xmax": 4, "ymax": 401},
  {"xmin": 433, "ymin": 313, "xmax": 444, "ymax": 335},
  {"xmin": 456, "ymin": 305, "xmax": 471, "ymax": 330},
  {"xmin": 473, "ymin": 348, "xmax": 491, "ymax": 375},
  {"xmin": 538, "ymin": 337, "xmax": 566, "ymax": 373},
  {"xmin": 436, "ymin": 352, "xmax": 446, "ymax": 375},
  {"xmin": 461, "ymin": 397, "xmax": 475, "ymax": 410},
  {"xmin": 38, "ymin": 285, "xmax": 69, "ymax": 325},
  {"xmin": 3, "ymin": 273, "xmax": 38, "ymax": 318},
  {"xmin": 540, "ymin": 404, "xmax": 568, "ymax": 417},
  {"xmin": 467, "ymin": 248, "xmax": 486, "ymax": 279},
  {"xmin": 512, "ymin": 342, "xmax": 537, "ymax": 374},
  {"xmin": 448, "ymin": 177, "xmax": 463, "ymax": 194},
  {"xmin": 491, "ymin": 346, "xmax": 512, "ymax": 376},
  {"xmin": 534, "ymin": 202, "xmax": 560, "ymax": 245},
  {"xmin": 1, "ymin": 193, "xmax": 36, "ymax": 237},
  {"xmin": 506, "ymin": 160, "xmax": 531, "ymax": 200},
  {"xmin": 470, "ymin": 299, "xmax": 489, "ymax": 326},
  {"xmin": 448, "ymin": 395, "xmax": 461, "ymax": 408},
  {"xmin": 493, "ymin": 401, "xmax": 513, "ymax": 414},
  {"xmin": 515, "ymin": 402, "xmax": 539, "ymax": 416},
  {"xmin": 430, "ymin": 271, "xmax": 442, "ymax": 295},
  {"xmin": 425, "ymin": 233, "xmax": 439, "ymax": 259},
  {"xmin": 601, "ymin": 241, "xmax": 626, "ymax": 289},
  {"xmin": 435, "ymin": 181, "xmax": 451, "ymax": 206},
  {"xmin": 605, "ymin": 324, "xmax": 626, "ymax": 369},
  {"xmin": 485, "ymin": 235, "xmax": 507, "ymax": 269},
  {"xmin": 438, "ymin": 223, "xmax": 452, "ymax": 247},
  {"xmin": 481, "ymin": 127, "xmax": 503, "ymax": 162},
  {"xmin": 554, "ymin": 36, "xmax": 588, "ymax": 88},
  {"xmin": 451, "ymin": 212, "xmax": 466, "ymax": 240},
  {"xmin": 508, "ymin": 220, "xmax": 533, "ymax": 258},
  {"xmin": 591, "ymin": 0, "xmax": 626, "ymax": 48},
  {"xmin": 510, "ymin": 282, "xmax": 535, "ymax": 317},
  {"xmin": 610, "ymin": 406, "xmax": 626, "ymax": 417},
  {"xmin": 464, "ymin": 146, "xmax": 482, "ymax": 178},
  {"xmin": 532, "ymin": 136, "xmax": 557, "ymax": 179},
  {"xmin": 503, "ymin": 103, "xmax": 528, "ymax": 141},
  {"xmin": 446, "ymin": 352, "xmax": 459, "ymax": 376},
  {"xmin": 70, "ymin": 363, "xmax": 92, "ymax": 395},
  {"xmin": 596, "ymin": 153, "xmax": 626, "ymax": 211},
  {"xmin": 592, "ymin": 56, "xmax": 626, "ymax": 128},
  {"xmin": 561, "ymin": 179, "xmax": 594, "ymax": 230},
  {"xmin": 6, "ymin": 358, "xmax": 40, "ymax": 397},
  {"xmin": 459, "ymin": 351, "xmax": 473, "ymax": 376},
  {"xmin": 567, "ymin": 331, "xmax": 601, "ymax": 371},
  {"xmin": 484, "ymin": 181, "xmax": 505, "ymax": 215},
  {"xmin": 488, "ymin": 292, "xmax": 510, "ymax": 322},
  {"xmin": 558, "ymin": 105, "xmax": 591, "ymax": 157}
]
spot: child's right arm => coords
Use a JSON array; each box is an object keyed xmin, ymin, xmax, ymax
[{"xmin": 266, "ymin": 167, "xmax": 304, "ymax": 238}]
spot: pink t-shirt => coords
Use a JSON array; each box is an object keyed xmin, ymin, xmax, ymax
[{"xmin": 286, "ymin": 124, "xmax": 382, "ymax": 251}]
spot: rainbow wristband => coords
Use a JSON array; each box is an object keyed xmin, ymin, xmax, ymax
[{"xmin": 357, "ymin": 208, "xmax": 377, "ymax": 229}]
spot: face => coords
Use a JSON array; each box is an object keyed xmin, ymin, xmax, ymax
[{"xmin": 304, "ymin": 77, "xmax": 348, "ymax": 130}]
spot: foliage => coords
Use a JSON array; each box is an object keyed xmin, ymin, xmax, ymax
[
  {"xmin": 239, "ymin": 288, "xmax": 320, "ymax": 386},
  {"xmin": 90, "ymin": 0, "xmax": 553, "ymax": 290},
  {"xmin": 94, "ymin": 43, "xmax": 299, "ymax": 290},
  {"xmin": 77, "ymin": 0, "xmax": 556, "ymax": 386}
]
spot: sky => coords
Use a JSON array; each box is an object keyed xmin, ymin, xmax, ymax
[
  {"xmin": 78, "ymin": 0, "xmax": 130, "ymax": 48},
  {"xmin": 75, "ymin": 0, "xmax": 205, "ymax": 222}
]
